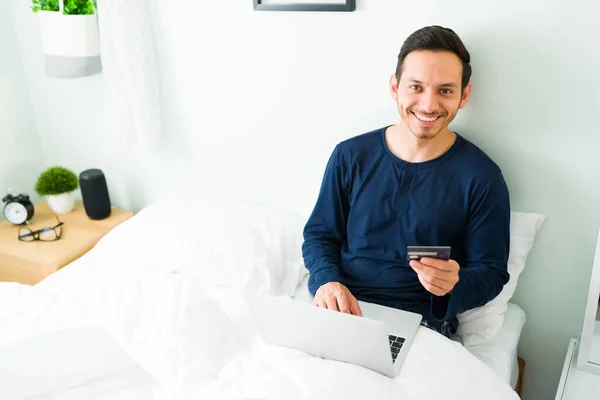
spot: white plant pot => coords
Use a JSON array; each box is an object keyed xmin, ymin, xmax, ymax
[
  {"xmin": 37, "ymin": 6, "xmax": 102, "ymax": 79},
  {"xmin": 46, "ymin": 193, "xmax": 75, "ymax": 215}
]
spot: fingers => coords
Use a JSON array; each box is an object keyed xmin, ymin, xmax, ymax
[
  {"xmin": 313, "ymin": 297, "xmax": 327, "ymax": 309},
  {"xmin": 337, "ymin": 296, "xmax": 351, "ymax": 314},
  {"xmin": 417, "ymin": 258, "xmax": 460, "ymax": 273},
  {"xmin": 325, "ymin": 295, "xmax": 340, "ymax": 312},
  {"xmin": 418, "ymin": 257, "xmax": 448, "ymax": 269},
  {"xmin": 417, "ymin": 271, "xmax": 447, "ymax": 289},
  {"xmin": 337, "ymin": 293, "xmax": 363, "ymax": 316},
  {"xmin": 412, "ymin": 262, "xmax": 454, "ymax": 281},
  {"xmin": 313, "ymin": 291, "xmax": 340, "ymax": 311},
  {"xmin": 410, "ymin": 259, "xmax": 449, "ymax": 273},
  {"xmin": 410, "ymin": 260, "xmax": 453, "ymax": 296},
  {"xmin": 419, "ymin": 274, "xmax": 448, "ymax": 296},
  {"xmin": 312, "ymin": 284, "xmax": 361, "ymax": 316},
  {"xmin": 349, "ymin": 296, "xmax": 363, "ymax": 317}
]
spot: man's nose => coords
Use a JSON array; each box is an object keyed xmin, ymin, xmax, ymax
[{"xmin": 419, "ymin": 90, "xmax": 439, "ymax": 114}]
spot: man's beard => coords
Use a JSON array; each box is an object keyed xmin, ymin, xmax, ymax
[{"xmin": 402, "ymin": 108, "xmax": 457, "ymax": 140}]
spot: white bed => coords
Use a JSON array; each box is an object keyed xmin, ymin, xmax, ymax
[
  {"xmin": 0, "ymin": 192, "xmax": 542, "ymax": 400},
  {"xmin": 0, "ymin": 283, "xmax": 526, "ymax": 400},
  {"xmin": 466, "ymin": 302, "xmax": 526, "ymax": 389},
  {"xmin": 292, "ymin": 275, "xmax": 527, "ymax": 390}
]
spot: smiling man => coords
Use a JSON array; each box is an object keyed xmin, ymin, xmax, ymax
[{"xmin": 302, "ymin": 26, "xmax": 511, "ymax": 337}]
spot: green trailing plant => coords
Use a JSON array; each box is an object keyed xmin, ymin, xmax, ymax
[
  {"xmin": 35, "ymin": 166, "xmax": 79, "ymax": 196},
  {"xmin": 31, "ymin": 0, "xmax": 58, "ymax": 12},
  {"xmin": 31, "ymin": 0, "xmax": 97, "ymax": 15}
]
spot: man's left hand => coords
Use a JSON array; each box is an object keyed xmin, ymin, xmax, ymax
[{"xmin": 409, "ymin": 257, "xmax": 460, "ymax": 296}]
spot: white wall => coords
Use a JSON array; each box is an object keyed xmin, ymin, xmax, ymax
[
  {"xmin": 0, "ymin": 0, "xmax": 44, "ymax": 207},
  {"xmin": 8, "ymin": 1, "xmax": 600, "ymax": 399}
]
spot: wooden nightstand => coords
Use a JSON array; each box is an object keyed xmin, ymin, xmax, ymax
[{"xmin": 0, "ymin": 200, "xmax": 133, "ymax": 285}]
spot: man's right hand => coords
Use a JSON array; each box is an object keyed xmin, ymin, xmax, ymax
[{"xmin": 313, "ymin": 282, "xmax": 363, "ymax": 316}]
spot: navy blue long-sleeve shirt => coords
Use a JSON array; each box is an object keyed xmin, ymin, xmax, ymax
[{"xmin": 302, "ymin": 126, "xmax": 510, "ymax": 331}]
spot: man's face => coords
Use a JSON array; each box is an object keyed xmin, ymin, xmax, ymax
[{"xmin": 390, "ymin": 50, "xmax": 472, "ymax": 140}]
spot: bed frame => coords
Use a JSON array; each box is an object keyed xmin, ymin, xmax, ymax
[{"xmin": 516, "ymin": 357, "xmax": 526, "ymax": 397}]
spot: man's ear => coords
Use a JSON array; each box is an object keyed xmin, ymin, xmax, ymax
[
  {"xmin": 459, "ymin": 82, "xmax": 472, "ymax": 109},
  {"xmin": 389, "ymin": 73, "xmax": 399, "ymax": 102}
]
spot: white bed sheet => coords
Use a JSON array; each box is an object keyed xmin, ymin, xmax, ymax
[
  {"xmin": 0, "ymin": 275, "xmax": 520, "ymax": 400},
  {"xmin": 0, "ymin": 326, "xmax": 155, "ymax": 400},
  {"xmin": 7, "ymin": 320, "xmax": 523, "ymax": 400},
  {"xmin": 463, "ymin": 302, "xmax": 526, "ymax": 388},
  {"xmin": 292, "ymin": 276, "xmax": 526, "ymax": 389},
  {"xmin": 2, "ymin": 289, "xmax": 521, "ymax": 400},
  {"xmin": 8, "ymin": 290, "xmax": 524, "ymax": 400}
]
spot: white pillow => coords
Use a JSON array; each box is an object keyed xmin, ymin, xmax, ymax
[
  {"xmin": 87, "ymin": 191, "xmax": 308, "ymax": 297},
  {"xmin": 456, "ymin": 211, "xmax": 546, "ymax": 346}
]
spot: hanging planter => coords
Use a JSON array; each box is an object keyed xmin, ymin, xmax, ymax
[{"xmin": 32, "ymin": 0, "xmax": 102, "ymax": 79}]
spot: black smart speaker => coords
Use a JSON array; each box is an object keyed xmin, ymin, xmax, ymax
[{"xmin": 79, "ymin": 169, "xmax": 111, "ymax": 220}]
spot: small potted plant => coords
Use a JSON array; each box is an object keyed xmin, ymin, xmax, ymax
[
  {"xmin": 35, "ymin": 166, "xmax": 79, "ymax": 214},
  {"xmin": 31, "ymin": 0, "xmax": 102, "ymax": 79}
]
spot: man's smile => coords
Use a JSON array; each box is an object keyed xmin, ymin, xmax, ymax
[{"xmin": 412, "ymin": 111, "xmax": 442, "ymax": 125}]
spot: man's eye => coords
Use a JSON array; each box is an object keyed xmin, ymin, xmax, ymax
[
  {"xmin": 440, "ymin": 88, "xmax": 453, "ymax": 95},
  {"xmin": 409, "ymin": 85, "xmax": 422, "ymax": 91}
]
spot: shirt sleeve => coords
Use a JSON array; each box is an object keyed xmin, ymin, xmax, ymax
[
  {"xmin": 431, "ymin": 170, "xmax": 511, "ymax": 320},
  {"xmin": 302, "ymin": 145, "xmax": 350, "ymax": 296}
]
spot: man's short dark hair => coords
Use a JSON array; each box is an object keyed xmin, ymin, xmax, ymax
[{"xmin": 395, "ymin": 26, "xmax": 472, "ymax": 91}]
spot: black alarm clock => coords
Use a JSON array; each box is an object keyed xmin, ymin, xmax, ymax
[{"xmin": 2, "ymin": 193, "xmax": 35, "ymax": 225}]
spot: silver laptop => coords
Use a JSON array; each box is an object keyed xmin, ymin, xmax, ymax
[{"xmin": 244, "ymin": 292, "xmax": 422, "ymax": 377}]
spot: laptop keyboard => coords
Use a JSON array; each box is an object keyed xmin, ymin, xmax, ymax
[{"xmin": 388, "ymin": 334, "xmax": 405, "ymax": 363}]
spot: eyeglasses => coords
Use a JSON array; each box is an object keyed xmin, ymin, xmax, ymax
[{"xmin": 18, "ymin": 217, "xmax": 63, "ymax": 242}]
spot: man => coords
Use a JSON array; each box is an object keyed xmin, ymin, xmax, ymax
[{"xmin": 301, "ymin": 26, "xmax": 510, "ymax": 337}]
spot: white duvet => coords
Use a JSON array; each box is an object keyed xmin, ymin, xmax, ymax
[{"xmin": 0, "ymin": 257, "xmax": 519, "ymax": 400}]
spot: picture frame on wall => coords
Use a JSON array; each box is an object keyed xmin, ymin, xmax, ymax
[{"xmin": 253, "ymin": 0, "xmax": 356, "ymax": 12}]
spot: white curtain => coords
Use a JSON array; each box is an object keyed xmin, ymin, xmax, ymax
[{"xmin": 96, "ymin": 0, "xmax": 161, "ymax": 154}]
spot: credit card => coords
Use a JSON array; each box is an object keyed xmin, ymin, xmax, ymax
[{"xmin": 407, "ymin": 246, "xmax": 451, "ymax": 261}]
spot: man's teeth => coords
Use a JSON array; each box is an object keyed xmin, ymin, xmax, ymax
[{"xmin": 413, "ymin": 112, "xmax": 438, "ymax": 122}]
